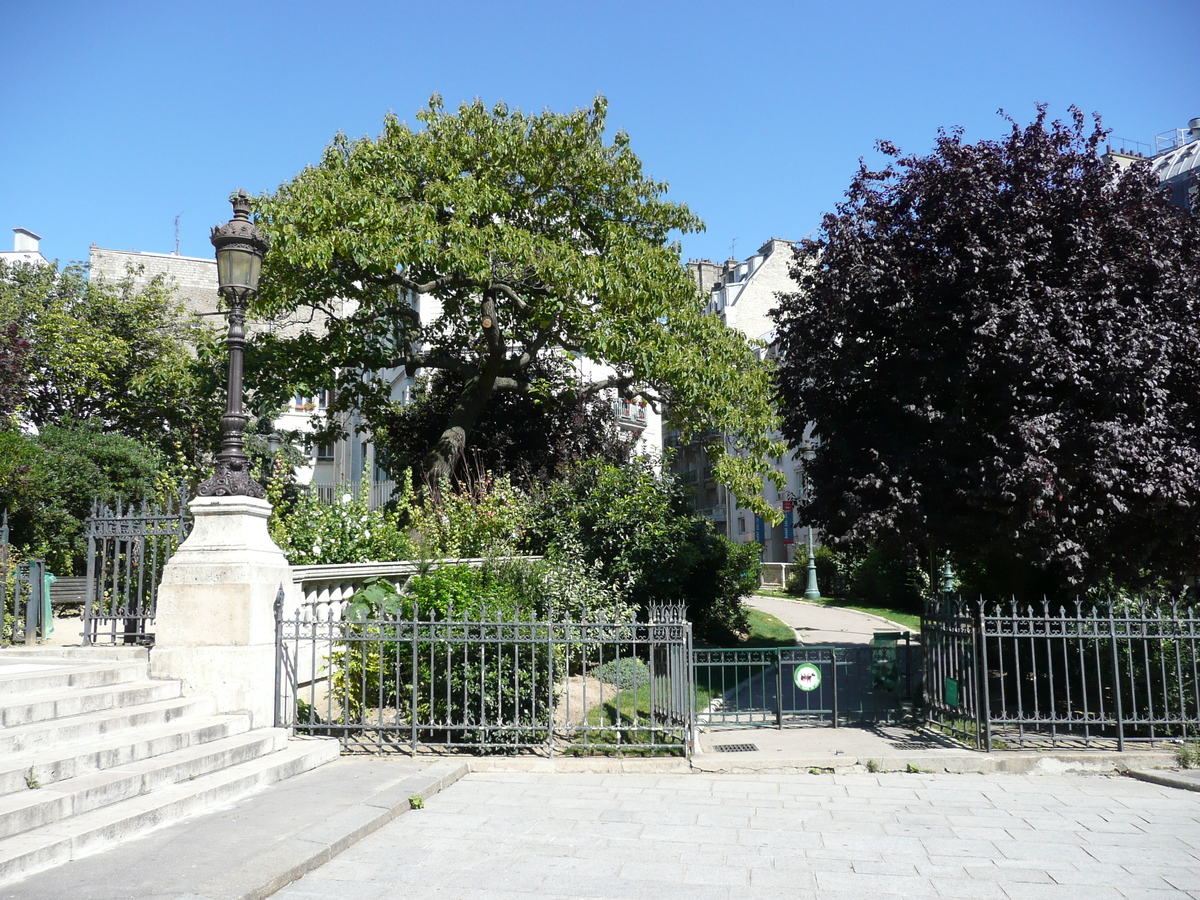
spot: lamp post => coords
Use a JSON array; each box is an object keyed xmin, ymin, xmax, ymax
[
  {"xmin": 800, "ymin": 441, "xmax": 820, "ymax": 601},
  {"xmin": 198, "ymin": 190, "xmax": 270, "ymax": 499},
  {"xmin": 260, "ymin": 431, "xmax": 283, "ymax": 485}
]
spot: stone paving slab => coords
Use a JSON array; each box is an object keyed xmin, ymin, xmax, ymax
[
  {"xmin": 0, "ymin": 756, "xmax": 468, "ymax": 900},
  {"xmin": 272, "ymin": 770, "xmax": 1200, "ymax": 900}
]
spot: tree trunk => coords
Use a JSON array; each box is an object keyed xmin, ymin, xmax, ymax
[{"xmin": 420, "ymin": 369, "xmax": 498, "ymax": 490}]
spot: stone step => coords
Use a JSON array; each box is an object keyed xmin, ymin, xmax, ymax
[
  {"xmin": 0, "ymin": 727, "xmax": 287, "ymax": 840},
  {"xmin": 0, "ymin": 658, "xmax": 150, "ymax": 697},
  {"xmin": 0, "ymin": 736, "xmax": 341, "ymax": 887},
  {"xmin": 0, "ymin": 709, "xmax": 252, "ymax": 797},
  {"xmin": 0, "ymin": 678, "xmax": 182, "ymax": 729},
  {"xmin": 0, "ymin": 695, "xmax": 216, "ymax": 756}
]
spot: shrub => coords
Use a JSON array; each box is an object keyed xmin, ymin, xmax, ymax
[
  {"xmin": 530, "ymin": 458, "xmax": 756, "ymax": 641},
  {"xmin": 409, "ymin": 472, "xmax": 533, "ymax": 559},
  {"xmin": 591, "ymin": 657, "xmax": 650, "ymax": 690},
  {"xmin": 334, "ymin": 566, "xmax": 551, "ymax": 745},
  {"xmin": 269, "ymin": 486, "xmax": 415, "ymax": 565},
  {"xmin": 845, "ymin": 546, "xmax": 931, "ymax": 614}
]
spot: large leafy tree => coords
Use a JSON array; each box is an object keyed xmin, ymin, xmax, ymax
[
  {"xmin": 0, "ymin": 259, "xmax": 223, "ymax": 463},
  {"xmin": 252, "ymin": 96, "xmax": 782, "ymax": 512},
  {"xmin": 773, "ymin": 108, "xmax": 1200, "ymax": 595}
]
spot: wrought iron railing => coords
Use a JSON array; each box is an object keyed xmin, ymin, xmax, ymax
[
  {"xmin": 923, "ymin": 597, "xmax": 1200, "ymax": 750},
  {"xmin": 82, "ymin": 489, "xmax": 191, "ymax": 645},
  {"xmin": 276, "ymin": 599, "xmax": 693, "ymax": 756}
]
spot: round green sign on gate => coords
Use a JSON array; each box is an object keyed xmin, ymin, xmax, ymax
[{"xmin": 794, "ymin": 663, "xmax": 822, "ymax": 692}]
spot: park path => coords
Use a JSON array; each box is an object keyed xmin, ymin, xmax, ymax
[
  {"xmin": 270, "ymin": 769, "xmax": 1200, "ymax": 900},
  {"xmin": 745, "ymin": 593, "xmax": 915, "ymax": 646}
]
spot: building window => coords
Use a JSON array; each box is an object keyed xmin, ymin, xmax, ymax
[
  {"xmin": 373, "ymin": 447, "xmax": 391, "ymax": 483},
  {"xmin": 737, "ymin": 516, "xmax": 746, "ymax": 535},
  {"xmin": 315, "ymin": 442, "xmax": 334, "ymax": 461}
]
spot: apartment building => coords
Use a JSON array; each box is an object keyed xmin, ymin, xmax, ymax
[{"xmin": 670, "ymin": 238, "xmax": 816, "ymax": 564}]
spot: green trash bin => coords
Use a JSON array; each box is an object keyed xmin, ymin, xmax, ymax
[
  {"xmin": 870, "ymin": 631, "xmax": 901, "ymax": 691},
  {"xmin": 41, "ymin": 569, "xmax": 56, "ymax": 638}
]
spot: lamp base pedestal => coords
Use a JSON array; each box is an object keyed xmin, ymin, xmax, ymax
[{"xmin": 150, "ymin": 496, "xmax": 293, "ymax": 729}]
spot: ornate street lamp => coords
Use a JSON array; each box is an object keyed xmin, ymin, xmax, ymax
[
  {"xmin": 800, "ymin": 441, "xmax": 821, "ymax": 601},
  {"xmin": 198, "ymin": 190, "xmax": 270, "ymax": 499}
]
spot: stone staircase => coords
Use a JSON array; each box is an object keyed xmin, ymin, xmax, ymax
[{"xmin": 0, "ymin": 647, "xmax": 340, "ymax": 886}]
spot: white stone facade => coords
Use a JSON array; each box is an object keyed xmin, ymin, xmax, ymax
[{"xmin": 676, "ymin": 238, "xmax": 814, "ymax": 564}]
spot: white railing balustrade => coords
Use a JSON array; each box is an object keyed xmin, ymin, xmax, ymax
[{"xmin": 290, "ymin": 557, "xmax": 543, "ymax": 621}]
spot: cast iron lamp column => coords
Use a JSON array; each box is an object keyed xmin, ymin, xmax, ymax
[
  {"xmin": 801, "ymin": 441, "xmax": 821, "ymax": 600},
  {"xmin": 198, "ymin": 190, "xmax": 270, "ymax": 499}
]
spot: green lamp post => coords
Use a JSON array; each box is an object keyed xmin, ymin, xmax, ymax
[{"xmin": 800, "ymin": 441, "xmax": 820, "ymax": 601}]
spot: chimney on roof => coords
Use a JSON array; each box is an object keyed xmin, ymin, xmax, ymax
[
  {"xmin": 1190, "ymin": 117, "xmax": 1200, "ymax": 140},
  {"xmin": 12, "ymin": 228, "xmax": 41, "ymax": 253}
]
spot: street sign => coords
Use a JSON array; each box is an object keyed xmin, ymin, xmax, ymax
[{"xmin": 794, "ymin": 663, "xmax": 822, "ymax": 692}]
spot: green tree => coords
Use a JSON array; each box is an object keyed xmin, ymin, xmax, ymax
[
  {"xmin": 0, "ymin": 422, "xmax": 171, "ymax": 573},
  {"xmin": 773, "ymin": 108, "xmax": 1200, "ymax": 596},
  {"xmin": 252, "ymin": 96, "xmax": 782, "ymax": 516},
  {"xmin": 0, "ymin": 259, "xmax": 223, "ymax": 463}
]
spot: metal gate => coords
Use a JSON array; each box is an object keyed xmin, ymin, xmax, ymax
[
  {"xmin": 82, "ymin": 490, "xmax": 191, "ymax": 645},
  {"xmin": 694, "ymin": 633, "xmax": 919, "ymax": 728}
]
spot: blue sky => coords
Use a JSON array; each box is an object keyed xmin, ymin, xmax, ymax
[{"xmin": 1, "ymin": 0, "xmax": 1196, "ymax": 267}]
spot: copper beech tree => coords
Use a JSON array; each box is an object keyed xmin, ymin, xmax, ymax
[
  {"xmin": 773, "ymin": 108, "xmax": 1200, "ymax": 595},
  {"xmin": 252, "ymin": 96, "xmax": 782, "ymax": 514}
]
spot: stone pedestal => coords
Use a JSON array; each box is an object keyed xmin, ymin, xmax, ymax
[{"xmin": 150, "ymin": 496, "xmax": 293, "ymax": 728}]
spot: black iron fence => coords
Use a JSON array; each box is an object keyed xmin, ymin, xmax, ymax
[
  {"xmin": 276, "ymin": 597, "xmax": 694, "ymax": 756},
  {"xmin": 695, "ymin": 634, "xmax": 919, "ymax": 728},
  {"xmin": 82, "ymin": 490, "xmax": 191, "ymax": 645},
  {"xmin": 923, "ymin": 597, "xmax": 1200, "ymax": 750}
]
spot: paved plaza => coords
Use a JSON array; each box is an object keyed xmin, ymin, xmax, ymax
[{"xmin": 274, "ymin": 770, "xmax": 1200, "ymax": 900}]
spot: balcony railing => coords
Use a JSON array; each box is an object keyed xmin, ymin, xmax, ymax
[{"xmin": 613, "ymin": 399, "xmax": 648, "ymax": 431}]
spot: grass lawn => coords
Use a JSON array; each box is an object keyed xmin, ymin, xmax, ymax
[
  {"xmin": 741, "ymin": 608, "xmax": 798, "ymax": 647},
  {"xmin": 755, "ymin": 589, "xmax": 921, "ymax": 632}
]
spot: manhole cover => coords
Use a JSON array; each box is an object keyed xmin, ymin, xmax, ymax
[{"xmin": 712, "ymin": 743, "xmax": 759, "ymax": 753}]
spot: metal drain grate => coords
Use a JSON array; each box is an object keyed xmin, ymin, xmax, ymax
[
  {"xmin": 712, "ymin": 743, "xmax": 759, "ymax": 753},
  {"xmin": 889, "ymin": 741, "xmax": 936, "ymax": 750}
]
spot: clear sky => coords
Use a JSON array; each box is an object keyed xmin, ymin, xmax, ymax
[{"xmin": 1, "ymin": 0, "xmax": 1196, "ymax": 268}]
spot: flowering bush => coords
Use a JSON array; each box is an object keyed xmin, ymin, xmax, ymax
[
  {"xmin": 410, "ymin": 473, "xmax": 533, "ymax": 559},
  {"xmin": 269, "ymin": 487, "xmax": 414, "ymax": 566}
]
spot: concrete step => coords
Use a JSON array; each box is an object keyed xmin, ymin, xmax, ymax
[
  {"xmin": 0, "ymin": 658, "xmax": 150, "ymax": 698},
  {"xmin": 0, "ymin": 709, "xmax": 253, "ymax": 797},
  {"xmin": 0, "ymin": 678, "xmax": 182, "ymax": 729},
  {"xmin": 0, "ymin": 695, "xmax": 216, "ymax": 756},
  {"xmin": 0, "ymin": 727, "xmax": 286, "ymax": 839},
  {"xmin": 0, "ymin": 736, "xmax": 341, "ymax": 887}
]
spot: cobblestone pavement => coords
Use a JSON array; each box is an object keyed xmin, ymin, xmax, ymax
[{"xmin": 273, "ymin": 771, "xmax": 1200, "ymax": 900}]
